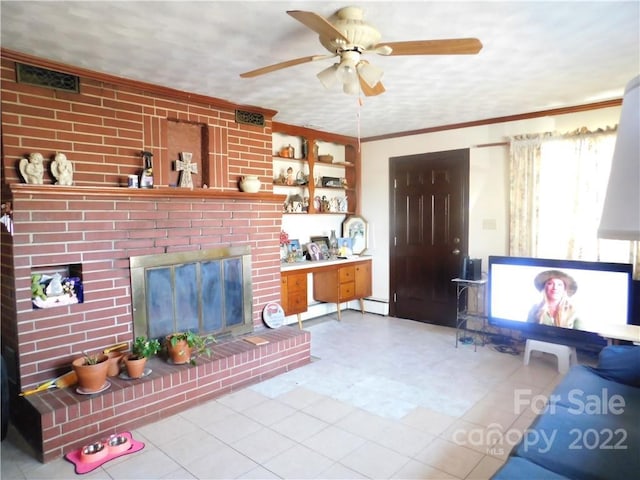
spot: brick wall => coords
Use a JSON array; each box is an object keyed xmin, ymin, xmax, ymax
[
  {"xmin": 0, "ymin": 52, "xmax": 311, "ymax": 462},
  {"xmin": 7, "ymin": 186, "xmax": 284, "ymax": 389},
  {"xmin": 0, "ymin": 51, "xmax": 288, "ymax": 387},
  {"xmin": 1, "ymin": 56, "xmax": 275, "ymax": 189}
]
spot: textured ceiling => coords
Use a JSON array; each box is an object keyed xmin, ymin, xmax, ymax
[{"xmin": 1, "ymin": 1, "xmax": 639, "ymax": 138}]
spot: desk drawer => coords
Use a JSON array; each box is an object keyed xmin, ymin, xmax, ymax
[
  {"xmin": 339, "ymin": 281, "xmax": 355, "ymax": 300},
  {"xmin": 339, "ymin": 266, "xmax": 355, "ymax": 283},
  {"xmin": 287, "ymin": 291, "xmax": 307, "ymax": 314},
  {"xmin": 284, "ymin": 272, "xmax": 306, "ymax": 293}
]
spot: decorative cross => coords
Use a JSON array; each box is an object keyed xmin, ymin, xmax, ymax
[{"xmin": 175, "ymin": 152, "xmax": 198, "ymax": 188}]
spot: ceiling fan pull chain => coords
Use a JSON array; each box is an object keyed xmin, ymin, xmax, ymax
[{"xmin": 356, "ymin": 95, "xmax": 362, "ymax": 151}]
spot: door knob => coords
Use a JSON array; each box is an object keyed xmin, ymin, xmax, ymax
[{"xmin": 452, "ymin": 248, "xmax": 460, "ymax": 255}]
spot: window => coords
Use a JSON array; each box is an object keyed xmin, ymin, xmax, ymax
[{"xmin": 510, "ymin": 129, "xmax": 638, "ymax": 277}]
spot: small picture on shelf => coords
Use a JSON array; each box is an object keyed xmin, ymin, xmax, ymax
[
  {"xmin": 310, "ymin": 236, "xmax": 330, "ymax": 254},
  {"xmin": 337, "ymin": 237, "xmax": 353, "ymax": 257},
  {"xmin": 321, "ymin": 176, "xmax": 342, "ymax": 188},
  {"xmin": 288, "ymin": 239, "xmax": 301, "ymax": 255},
  {"xmin": 306, "ymin": 242, "xmax": 322, "ymax": 261}
]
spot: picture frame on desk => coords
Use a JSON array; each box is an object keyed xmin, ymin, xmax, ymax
[
  {"xmin": 310, "ymin": 236, "xmax": 330, "ymax": 259},
  {"xmin": 306, "ymin": 242, "xmax": 322, "ymax": 261},
  {"xmin": 337, "ymin": 237, "xmax": 353, "ymax": 258},
  {"xmin": 342, "ymin": 215, "xmax": 367, "ymax": 255},
  {"xmin": 288, "ymin": 239, "xmax": 301, "ymax": 255}
]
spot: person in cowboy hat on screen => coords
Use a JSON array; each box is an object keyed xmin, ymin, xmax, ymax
[{"xmin": 527, "ymin": 270, "xmax": 580, "ymax": 329}]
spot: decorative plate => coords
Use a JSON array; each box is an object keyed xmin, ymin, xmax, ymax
[{"xmin": 262, "ymin": 302, "xmax": 285, "ymax": 328}]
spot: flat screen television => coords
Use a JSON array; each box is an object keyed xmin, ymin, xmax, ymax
[{"xmin": 488, "ymin": 256, "xmax": 633, "ymax": 349}]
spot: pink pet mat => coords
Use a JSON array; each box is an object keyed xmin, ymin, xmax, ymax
[{"xmin": 64, "ymin": 431, "xmax": 144, "ymax": 474}]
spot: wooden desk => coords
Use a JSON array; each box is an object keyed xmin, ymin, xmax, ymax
[{"xmin": 281, "ymin": 257, "xmax": 372, "ymax": 325}]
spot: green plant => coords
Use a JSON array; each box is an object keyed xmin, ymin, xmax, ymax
[
  {"xmin": 31, "ymin": 274, "xmax": 47, "ymax": 300},
  {"xmin": 81, "ymin": 351, "xmax": 104, "ymax": 365},
  {"xmin": 131, "ymin": 336, "xmax": 161, "ymax": 359},
  {"xmin": 168, "ymin": 331, "xmax": 216, "ymax": 365}
]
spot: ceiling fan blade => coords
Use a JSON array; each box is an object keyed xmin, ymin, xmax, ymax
[
  {"xmin": 376, "ymin": 38, "xmax": 483, "ymax": 56},
  {"xmin": 240, "ymin": 54, "xmax": 335, "ymax": 78},
  {"xmin": 359, "ymin": 76, "xmax": 386, "ymax": 97},
  {"xmin": 287, "ymin": 10, "xmax": 349, "ymax": 43}
]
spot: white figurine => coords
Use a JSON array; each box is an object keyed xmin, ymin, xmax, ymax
[
  {"xmin": 45, "ymin": 273, "xmax": 64, "ymax": 297},
  {"xmin": 19, "ymin": 153, "xmax": 45, "ymax": 184},
  {"xmin": 51, "ymin": 152, "xmax": 74, "ymax": 186}
]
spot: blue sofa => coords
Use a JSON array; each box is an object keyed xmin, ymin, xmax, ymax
[{"xmin": 493, "ymin": 345, "xmax": 640, "ymax": 480}]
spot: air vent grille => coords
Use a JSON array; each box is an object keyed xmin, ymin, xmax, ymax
[
  {"xmin": 16, "ymin": 63, "xmax": 80, "ymax": 92},
  {"xmin": 235, "ymin": 109, "xmax": 265, "ymax": 127}
]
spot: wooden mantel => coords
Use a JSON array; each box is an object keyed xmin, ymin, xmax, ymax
[{"xmin": 8, "ymin": 184, "xmax": 286, "ymax": 202}]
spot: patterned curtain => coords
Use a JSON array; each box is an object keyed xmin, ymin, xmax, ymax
[
  {"xmin": 509, "ymin": 127, "xmax": 640, "ymax": 278},
  {"xmin": 508, "ymin": 134, "xmax": 545, "ymax": 256}
]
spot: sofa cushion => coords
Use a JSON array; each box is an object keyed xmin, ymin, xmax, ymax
[
  {"xmin": 550, "ymin": 365, "xmax": 640, "ymax": 412},
  {"xmin": 589, "ymin": 345, "xmax": 640, "ymax": 387},
  {"xmin": 492, "ymin": 456, "xmax": 570, "ymax": 480},
  {"xmin": 515, "ymin": 402, "xmax": 640, "ymax": 480}
]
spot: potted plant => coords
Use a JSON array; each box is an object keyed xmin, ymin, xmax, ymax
[
  {"xmin": 71, "ymin": 351, "xmax": 109, "ymax": 393},
  {"xmin": 165, "ymin": 331, "xmax": 215, "ymax": 366},
  {"xmin": 124, "ymin": 336, "xmax": 161, "ymax": 378}
]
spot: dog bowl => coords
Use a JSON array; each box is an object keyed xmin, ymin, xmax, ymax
[
  {"xmin": 107, "ymin": 434, "xmax": 131, "ymax": 454},
  {"xmin": 80, "ymin": 441, "xmax": 108, "ymax": 463}
]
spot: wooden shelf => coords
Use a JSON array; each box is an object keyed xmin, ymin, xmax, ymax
[
  {"xmin": 272, "ymin": 123, "xmax": 360, "ymax": 216},
  {"xmin": 273, "ymin": 155, "xmax": 308, "ymax": 162}
]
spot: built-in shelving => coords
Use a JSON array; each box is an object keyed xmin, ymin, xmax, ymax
[{"xmin": 272, "ymin": 124, "xmax": 360, "ymax": 216}]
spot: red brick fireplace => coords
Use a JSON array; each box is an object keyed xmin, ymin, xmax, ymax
[{"xmin": 0, "ymin": 50, "xmax": 311, "ymax": 462}]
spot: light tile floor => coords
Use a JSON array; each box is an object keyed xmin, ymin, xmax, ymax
[{"xmin": 1, "ymin": 311, "xmax": 581, "ymax": 479}]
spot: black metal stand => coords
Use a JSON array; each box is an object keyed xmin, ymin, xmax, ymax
[{"xmin": 452, "ymin": 277, "xmax": 487, "ymax": 351}]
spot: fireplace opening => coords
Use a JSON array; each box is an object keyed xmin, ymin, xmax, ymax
[{"xmin": 129, "ymin": 246, "xmax": 253, "ymax": 341}]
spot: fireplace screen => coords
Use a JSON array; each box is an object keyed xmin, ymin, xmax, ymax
[{"xmin": 130, "ymin": 246, "xmax": 253, "ymax": 340}]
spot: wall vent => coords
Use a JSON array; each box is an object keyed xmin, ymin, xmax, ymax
[
  {"xmin": 16, "ymin": 63, "xmax": 79, "ymax": 93},
  {"xmin": 235, "ymin": 109, "xmax": 265, "ymax": 127}
]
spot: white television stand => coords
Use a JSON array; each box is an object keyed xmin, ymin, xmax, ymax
[{"xmin": 523, "ymin": 339, "xmax": 577, "ymax": 374}]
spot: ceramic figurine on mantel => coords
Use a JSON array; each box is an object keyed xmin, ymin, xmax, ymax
[
  {"xmin": 140, "ymin": 151, "xmax": 154, "ymax": 188},
  {"xmin": 175, "ymin": 152, "xmax": 198, "ymax": 189},
  {"xmin": 51, "ymin": 152, "xmax": 74, "ymax": 185},
  {"xmin": 18, "ymin": 152, "xmax": 45, "ymax": 184}
]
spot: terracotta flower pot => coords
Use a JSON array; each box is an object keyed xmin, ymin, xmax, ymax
[
  {"xmin": 72, "ymin": 354, "xmax": 109, "ymax": 393},
  {"xmin": 166, "ymin": 337, "xmax": 192, "ymax": 364},
  {"xmin": 123, "ymin": 355, "xmax": 147, "ymax": 379},
  {"xmin": 106, "ymin": 351, "xmax": 125, "ymax": 377}
]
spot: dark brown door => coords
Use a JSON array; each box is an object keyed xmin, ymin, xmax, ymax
[{"xmin": 389, "ymin": 149, "xmax": 469, "ymax": 327}]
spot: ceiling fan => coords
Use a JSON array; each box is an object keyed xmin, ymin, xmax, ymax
[{"xmin": 240, "ymin": 6, "xmax": 482, "ymax": 96}]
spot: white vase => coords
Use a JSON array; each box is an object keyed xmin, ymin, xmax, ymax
[{"xmin": 239, "ymin": 175, "xmax": 261, "ymax": 193}]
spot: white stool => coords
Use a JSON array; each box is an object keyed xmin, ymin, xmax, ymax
[{"xmin": 523, "ymin": 339, "xmax": 577, "ymax": 374}]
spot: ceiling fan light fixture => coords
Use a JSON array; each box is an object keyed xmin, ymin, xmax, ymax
[
  {"xmin": 334, "ymin": 50, "xmax": 360, "ymax": 92},
  {"xmin": 317, "ymin": 63, "xmax": 339, "ymax": 89},
  {"xmin": 242, "ymin": 7, "xmax": 484, "ymax": 99},
  {"xmin": 343, "ymin": 78, "xmax": 360, "ymax": 95},
  {"xmin": 336, "ymin": 57, "xmax": 358, "ymax": 83},
  {"xmin": 357, "ymin": 61, "xmax": 384, "ymax": 88}
]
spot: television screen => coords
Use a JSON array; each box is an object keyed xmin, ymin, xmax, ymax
[{"xmin": 488, "ymin": 256, "xmax": 633, "ymax": 347}]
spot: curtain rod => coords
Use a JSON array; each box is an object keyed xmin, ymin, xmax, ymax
[{"xmin": 472, "ymin": 142, "xmax": 509, "ymax": 148}]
